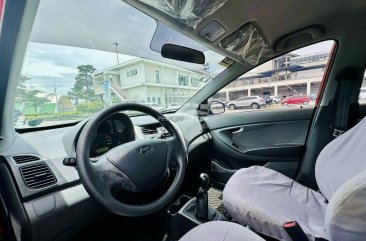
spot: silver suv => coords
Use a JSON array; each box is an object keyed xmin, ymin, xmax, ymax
[{"xmin": 226, "ymin": 96, "xmax": 266, "ymax": 110}]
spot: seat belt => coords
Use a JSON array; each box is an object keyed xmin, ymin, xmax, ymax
[
  {"xmin": 332, "ymin": 78, "xmax": 353, "ymax": 137},
  {"xmin": 283, "ymin": 221, "xmax": 329, "ymax": 241},
  {"xmin": 332, "ymin": 68, "xmax": 361, "ymax": 138},
  {"xmin": 283, "ymin": 221, "xmax": 309, "ymax": 241}
]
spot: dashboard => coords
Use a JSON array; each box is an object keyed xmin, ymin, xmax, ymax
[
  {"xmin": 87, "ymin": 113, "xmax": 136, "ymax": 157},
  {"xmin": 0, "ymin": 111, "xmax": 211, "ymax": 241}
]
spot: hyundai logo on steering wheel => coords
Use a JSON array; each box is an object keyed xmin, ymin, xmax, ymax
[{"xmin": 136, "ymin": 145, "xmax": 154, "ymax": 156}]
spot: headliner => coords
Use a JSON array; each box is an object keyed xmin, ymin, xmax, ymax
[{"xmin": 124, "ymin": 0, "xmax": 366, "ymax": 66}]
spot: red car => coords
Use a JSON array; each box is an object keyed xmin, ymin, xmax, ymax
[{"xmin": 281, "ymin": 95, "xmax": 310, "ymax": 105}]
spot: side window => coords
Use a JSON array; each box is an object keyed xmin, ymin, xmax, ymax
[{"xmin": 211, "ymin": 41, "xmax": 334, "ymax": 113}]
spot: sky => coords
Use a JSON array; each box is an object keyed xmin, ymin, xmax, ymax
[
  {"xmin": 20, "ymin": 0, "xmax": 334, "ymax": 96},
  {"xmin": 22, "ymin": 43, "xmax": 136, "ymax": 95}
]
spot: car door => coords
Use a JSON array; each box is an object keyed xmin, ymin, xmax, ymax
[
  {"xmin": 288, "ymin": 96, "xmax": 296, "ymax": 104},
  {"xmin": 235, "ymin": 97, "xmax": 246, "ymax": 107},
  {"xmin": 244, "ymin": 97, "xmax": 254, "ymax": 107},
  {"xmin": 206, "ymin": 41, "xmax": 335, "ymax": 187},
  {"xmin": 295, "ymin": 96, "xmax": 302, "ymax": 104},
  {"xmin": 241, "ymin": 97, "xmax": 250, "ymax": 107}
]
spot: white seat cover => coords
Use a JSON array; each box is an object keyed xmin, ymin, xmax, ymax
[
  {"xmin": 316, "ymin": 117, "xmax": 366, "ymax": 200},
  {"xmin": 316, "ymin": 117, "xmax": 366, "ymax": 240},
  {"xmin": 179, "ymin": 221, "xmax": 265, "ymax": 241},
  {"xmin": 223, "ymin": 166, "xmax": 328, "ymax": 241},
  {"xmin": 223, "ymin": 117, "xmax": 366, "ymax": 241}
]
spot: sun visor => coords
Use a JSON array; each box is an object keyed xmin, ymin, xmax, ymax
[
  {"xmin": 150, "ymin": 22, "xmax": 208, "ymax": 53},
  {"xmin": 138, "ymin": 0, "xmax": 227, "ymax": 28},
  {"xmin": 219, "ymin": 24, "xmax": 273, "ymax": 65}
]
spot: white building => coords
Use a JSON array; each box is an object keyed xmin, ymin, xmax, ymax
[{"xmin": 93, "ymin": 58, "xmax": 204, "ymax": 108}]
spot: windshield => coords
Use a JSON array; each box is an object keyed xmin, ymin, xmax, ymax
[{"xmin": 14, "ymin": 0, "xmax": 227, "ymax": 129}]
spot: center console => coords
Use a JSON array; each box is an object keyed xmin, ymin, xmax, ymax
[{"xmin": 166, "ymin": 173, "xmax": 227, "ymax": 240}]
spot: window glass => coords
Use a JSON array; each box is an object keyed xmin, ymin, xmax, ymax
[
  {"xmin": 191, "ymin": 77, "xmax": 200, "ymax": 87},
  {"xmin": 178, "ymin": 74, "xmax": 189, "ymax": 86},
  {"xmin": 211, "ymin": 41, "xmax": 334, "ymax": 113},
  {"xmin": 155, "ymin": 70, "xmax": 160, "ymax": 83}
]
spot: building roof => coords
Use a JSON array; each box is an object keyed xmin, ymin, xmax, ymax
[
  {"xmin": 291, "ymin": 51, "xmax": 330, "ymax": 60},
  {"xmin": 237, "ymin": 63, "xmax": 326, "ymax": 80},
  {"xmin": 94, "ymin": 57, "xmax": 203, "ymax": 76}
]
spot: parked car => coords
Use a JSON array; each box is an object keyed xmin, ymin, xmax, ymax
[
  {"xmin": 167, "ymin": 103, "xmax": 182, "ymax": 111},
  {"xmin": 226, "ymin": 96, "xmax": 266, "ymax": 110},
  {"xmin": 270, "ymin": 96, "xmax": 282, "ymax": 104},
  {"xmin": 213, "ymin": 98, "xmax": 228, "ymax": 105},
  {"xmin": 144, "ymin": 103, "xmax": 165, "ymax": 112},
  {"xmin": 281, "ymin": 95, "xmax": 310, "ymax": 105},
  {"xmin": 13, "ymin": 110, "xmax": 26, "ymax": 126}
]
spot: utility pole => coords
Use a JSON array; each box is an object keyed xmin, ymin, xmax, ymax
[
  {"xmin": 113, "ymin": 42, "xmax": 119, "ymax": 64},
  {"xmin": 203, "ymin": 63, "xmax": 210, "ymax": 78},
  {"xmin": 54, "ymin": 82, "xmax": 58, "ymax": 113}
]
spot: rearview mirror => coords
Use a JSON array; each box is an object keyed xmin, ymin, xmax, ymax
[
  {"xmin": 209, "ymin": 101, "xmax": 225, "ymax": 115},
  {"xmin": 161, "ymin": 44, "xmax": 205, "ymax": 64}
]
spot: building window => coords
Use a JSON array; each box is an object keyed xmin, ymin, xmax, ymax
[
  {"xmin": 147, "ymin": 97, "xmax": 150, "ymax": 102},
  {"xmin": 157, "ymin": 97, "xmax": 161, "ymax": 104},
  {"xmin": 178, "ymin": 74, "xmax": 189, "ymax": 86},
  {"xmin": 191, "ymin": 77, "xmax": 200, "ymax": 87},
  {"xmin": 155, "ymin": 70, "xmax": 160, "ymax": 83},
  {"xmin": 126, "ymin": 69, "xmax": 137, "ymax": 77}
]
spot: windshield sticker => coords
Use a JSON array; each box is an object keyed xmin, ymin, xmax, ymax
[{"xmin": 219, "ymin": 57, "xmax": 235, "ymax": 67}]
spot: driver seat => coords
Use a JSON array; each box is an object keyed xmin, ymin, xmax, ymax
[{"xmin": 221, "ymin": 116, "xmax": 366, "ymax": 241}]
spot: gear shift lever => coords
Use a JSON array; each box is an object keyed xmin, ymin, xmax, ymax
[
  {"xmin": 195, "ymin": 173, "xmax": 210, "ymax": 221},
  {"xmin": 199, "ymin": 173, "xmax": 210, "ymax": 191}
]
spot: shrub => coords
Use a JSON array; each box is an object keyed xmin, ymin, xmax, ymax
[{"xmin": 76, "ymin": 102, "xmax": 104, "ymax": 113}]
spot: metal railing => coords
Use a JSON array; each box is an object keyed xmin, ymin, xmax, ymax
[{"xmin": 110, "ymin": 82, "xmax": 129, "ymax": 100}]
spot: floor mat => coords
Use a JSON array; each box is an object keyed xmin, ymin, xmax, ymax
[
  {"xmin": 208, "ymin": 187, "xmax": 225, "ymax": 214},
  {"xmin": 69, "ymin": 216, "xmax": 160, "ymax": 241}
]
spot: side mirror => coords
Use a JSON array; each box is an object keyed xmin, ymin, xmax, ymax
[{"xmin": 209, "ymin": 101, "xmax": 225, "ymax": 115}]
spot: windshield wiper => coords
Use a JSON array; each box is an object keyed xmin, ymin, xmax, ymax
[{"xmin": 160, "ymin": 109, "xmax": 177, "ymax": 114}]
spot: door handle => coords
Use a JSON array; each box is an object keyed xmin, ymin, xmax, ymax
[{"xmin": 230, "ymin": 127, "xmax": 244, "ymax": 134}]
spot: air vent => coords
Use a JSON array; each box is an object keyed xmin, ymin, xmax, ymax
[
  {"xmin": 19, "ymin": 162, "xmax": 57, "ymax": 189},
  {"xmin": 13, "ymin": 155, "xmax": 40, "ymax": 164},
  {"xmin": 141, "ymin": 126, "xmax": 158, "ymax": 135}
]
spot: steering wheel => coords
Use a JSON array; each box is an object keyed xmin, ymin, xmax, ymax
[{"xmin": 76, "ymin": 103, "xmax": 187, "ymax": 216}]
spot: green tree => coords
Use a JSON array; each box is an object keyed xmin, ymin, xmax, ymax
[
  {"xmin": 24, "ymin": 90, "xmax": 49, "ymax": 113},
  {"xmin": 16, "ymin": 74, "xmax": 31, "ymax": 101},
  {"xmin": 68, "ymin": 65, "xmax": 97, "ymax": 103},
  {"xmin": 67, "ymin": 87, "xmax": 82, "ymax": 105}
]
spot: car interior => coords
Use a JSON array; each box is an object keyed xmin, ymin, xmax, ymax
[{"xmin": 1, "ymin": 0, "xmax": 366, "ymax": 241}]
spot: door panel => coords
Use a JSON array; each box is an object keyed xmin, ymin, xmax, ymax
[{"xmin": 203, "ymin": 108, "xmax": 314, "ymax": 186}]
